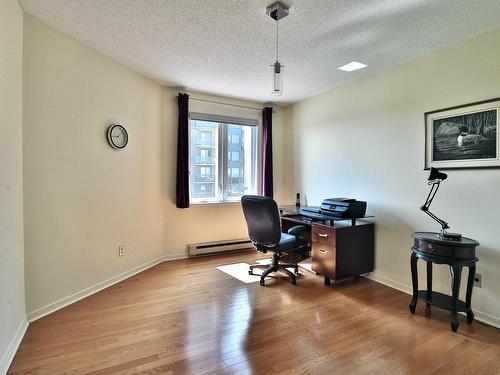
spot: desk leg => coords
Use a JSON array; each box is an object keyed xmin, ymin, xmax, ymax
[
  {"xmin": 465, "ymin": 264, "xmax": 476, "ymax": 324},
  {"xmin": 409, "ymin": 252, "xmax": 418, "ymax": 314},
  {"xmin": 451, "ymin": 263, "xmax": 462, "ymax": 332},
  {"xmin": 426, "ymin": 261, "xmax": 432, "ymax": 308}
]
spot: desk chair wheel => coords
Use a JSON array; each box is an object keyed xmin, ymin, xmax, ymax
[
  {"xmin": 291, "ymin": 276, "xmax": 297, "ymax": 285},
  {"xmin": 260, "ymin": 279, "xmax": 265, "ymax": 286},
  {"xmin": 248, "ymin": 270, "xmax": 253, "ymax": 275},
  {"xmin": 294, "ymin": 267, "xmax": 299, "ymax": 275}
]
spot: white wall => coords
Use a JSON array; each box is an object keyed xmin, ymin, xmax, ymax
[
  {"xmin": 22, "ymin": 15, "xmax": 287, "ymax": 315},
  {"xmin": 287, "ymin": 28, "xmax": 500, "ymax": 327},
  {"xmin": 0, "ymin": 0, "xmax": 27, "ymax": 372},
  {"xmin": 23, "ymin": 15, "xmax": 165, "ymax": 315}
]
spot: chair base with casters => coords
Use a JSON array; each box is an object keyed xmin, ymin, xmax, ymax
[{"xmin": 248, "ymin": 252, "xmax": 300, "ymax": 286}]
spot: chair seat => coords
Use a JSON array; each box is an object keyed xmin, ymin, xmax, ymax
[{"xmin": 269, "ymin": 233, "xmax": 301, "ymax": 253}]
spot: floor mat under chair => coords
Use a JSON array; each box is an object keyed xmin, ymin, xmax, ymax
[{"xmin": 215, "ymin": 258, "xmax": 298, "ymax": 283}]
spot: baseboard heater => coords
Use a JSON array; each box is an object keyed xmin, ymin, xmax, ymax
[{"xmin": 188, "ymin": 238, "xmax": 254, "ymax": 257}]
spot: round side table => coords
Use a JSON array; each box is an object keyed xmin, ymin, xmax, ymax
[{"xmin": 409, "ymin": 232, "xmax": 479, "ymax": 332}]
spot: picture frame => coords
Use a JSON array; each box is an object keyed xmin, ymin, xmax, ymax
[{"xmin": 424, "ymin": 97, "xmax": 500, "ymax": 169}]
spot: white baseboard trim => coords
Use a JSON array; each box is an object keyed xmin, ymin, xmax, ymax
[
  {"xmin": 367, "ymin": 272, "xmax": 500, "ymax": 329},
  {"xmin": 27, "ymin": 255, "xmax": 171, "ymax": 322},
  {"xmin": 472, "ymin": 310, "xmax": 500, "ymax": 329},
  {"xmin": 0, "ymin": 317, "xmax": 28, "ymax": 375},
  {"xmin": 368, "ymin": 272, "xmax": 413, "ymax": 295},
  {"xmin": 164, "ymin": 253, "xmax": 189, "ymax": 261}
]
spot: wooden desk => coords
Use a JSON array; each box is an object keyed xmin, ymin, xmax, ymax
[{"xmin": 280, "ymin": 206, "xmax": 375, "ymax": 285}]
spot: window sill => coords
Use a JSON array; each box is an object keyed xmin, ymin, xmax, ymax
[{"xmin": 190, "ymin": 201, "xmax": 242, "ymax": 207}]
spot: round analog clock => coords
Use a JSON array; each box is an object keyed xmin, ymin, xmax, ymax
[{"xmin": 106, "ymin": 124, "xmax": 128, "ymax": 149}]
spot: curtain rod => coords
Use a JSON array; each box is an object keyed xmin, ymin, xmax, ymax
[{"xmin": 174, "ymin": 95, "xmax": 276, "ymax": 112}]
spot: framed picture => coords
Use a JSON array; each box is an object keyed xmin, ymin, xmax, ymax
[{"xmin": 425, "ymin": 97, "xmax": 500, "ymax": 169}]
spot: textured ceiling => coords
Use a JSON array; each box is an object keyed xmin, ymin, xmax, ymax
[{"xmin": 20, "ymin": 0, "xmax": 500, "ymax": 104}]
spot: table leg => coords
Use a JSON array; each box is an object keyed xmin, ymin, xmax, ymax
[
  {"xmin": 409, "ymin": 252, "xmax": 418, "ymax": 314},
  {"xmin": 465, "ymin": 264, "xmax": 476, "ymax": 324},
  {"xmin": 426, "ymin": 261, "xmax": 432, "ymax": 308},
  {"xmin": 451, "ymin": 263, "xmax": 462, "ymax": 332}
]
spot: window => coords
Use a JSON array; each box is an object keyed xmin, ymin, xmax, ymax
[
  {"xmin": 199, "ymin": 166, "xmax": 212, "ymax": 176},
  {"xmin": 231, "ymin": 134, "xmax": 240, "ymax": 144},
  {"xmin": 189, "ymin": 115, "xmax": 258, "ymax": 203},
  {"xmin": 199, "ymin": 131, "xmax": 212, "ymax": 143},
  {"xmin": 229, "ymin": 151, "xmax": 240, "ymax": 161},
  {"xmin": 229, "ymin": 167, "xmax": 239, "ymax": 177}
]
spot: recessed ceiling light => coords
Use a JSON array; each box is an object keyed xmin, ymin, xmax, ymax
[{"xmin": 338, "ymin": 61, "xmax": 367, "ymax": 72}]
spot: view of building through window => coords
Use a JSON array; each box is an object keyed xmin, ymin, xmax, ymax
[{"xmin": 189, "ymin": 118, "xmax": 257, "ymax": 203}]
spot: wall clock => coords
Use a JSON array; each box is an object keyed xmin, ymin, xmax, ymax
[{"xmin": 106, "ymin": 124, "xmax": 128, "ymax": 149}]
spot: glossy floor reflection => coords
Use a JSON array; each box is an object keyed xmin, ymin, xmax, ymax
[{"xmin": 9, "ymin": 251, "xmax": 500, "ymax": 374}]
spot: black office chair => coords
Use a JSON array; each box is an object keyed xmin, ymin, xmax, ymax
[{"xmin": 241, "ymin": 195, "xmax": 309, "ymax": 286}]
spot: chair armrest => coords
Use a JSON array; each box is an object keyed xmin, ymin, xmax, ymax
[{"xmin": 288, "ymin": 225, "xmax": 307, "ymax": 240}]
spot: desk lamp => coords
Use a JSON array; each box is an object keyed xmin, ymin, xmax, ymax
[{"xmin": 420, "ymin": 167, "xmax": 462, "ymax": 240}]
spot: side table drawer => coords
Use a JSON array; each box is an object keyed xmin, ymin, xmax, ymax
[
  {"xmin": 414, "ymin": 239, "xmax": 476, "ymax": 259},
  {"xmin": 417, "ymin": 240, "xmax": 453, "ymax": 257}
]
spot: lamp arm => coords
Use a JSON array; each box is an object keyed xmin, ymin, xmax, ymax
[
  {"xmin": 420, "ymin": 181, "xmax": 450, "ymax": 231},
  {"xmin": 423, "ymin": 209, "xmax": 449, "ymax": 231},
  {"xmin": 420, "ymin": 182, "xmax": 439, "ymax": 210}
]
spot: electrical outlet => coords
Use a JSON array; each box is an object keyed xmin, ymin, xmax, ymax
[
  {"xmin": 118, "ymin": 246, "xmax": 125, "ymax": 257},
  {"xmin": 474, "ymin": 273, "xmax": 482, "ymax": 288}
]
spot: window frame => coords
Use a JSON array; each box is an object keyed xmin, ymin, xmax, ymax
[{"xmin": 188, "ymin": 112, "xmax": 260, "ymax": 205}]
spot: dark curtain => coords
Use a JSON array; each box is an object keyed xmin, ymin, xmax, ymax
[
  {"xmin": 262, "ymin": 107, "xmax": 273, "ymax": 198},
  {"xmin": 176, "ymin": 93, "xmax": 190, "ymax": 208}
]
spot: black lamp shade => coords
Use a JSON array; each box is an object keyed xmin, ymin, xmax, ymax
[{"xmin": 428, "ymin": 167, "xmax": 447, "ymax": 182}]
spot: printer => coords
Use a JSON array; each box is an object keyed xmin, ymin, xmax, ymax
[{"xmin": 320, "ymin": 198, "xmax": 367, "ymax": 218}]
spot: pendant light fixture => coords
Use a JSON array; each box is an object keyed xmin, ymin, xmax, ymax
[{"xmin": 266, "ymin": 2, "xmax": 289, "ymax": 96}]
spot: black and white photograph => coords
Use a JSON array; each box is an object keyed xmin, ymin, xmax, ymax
[{"xmin": 425, "ymin": 98, "xmax": 500, "ymax": 169}]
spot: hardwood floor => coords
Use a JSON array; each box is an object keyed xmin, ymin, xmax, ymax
[{"xmin": 9, "ymin": 251, "xmax": 500, "ymax": 374}]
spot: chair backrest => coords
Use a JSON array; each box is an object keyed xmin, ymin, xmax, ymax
[{"xmin": 241, "ymin": 195, "xmax": 281, "ymax": 247}]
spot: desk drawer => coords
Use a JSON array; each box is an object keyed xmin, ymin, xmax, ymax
[
  {"xmin": 312, "ymin": 243, "xmax": 336, "ymax": 277},
  {"xmin": 312, "ymin": 226, "xmax": 336, "ymax": 247}
]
